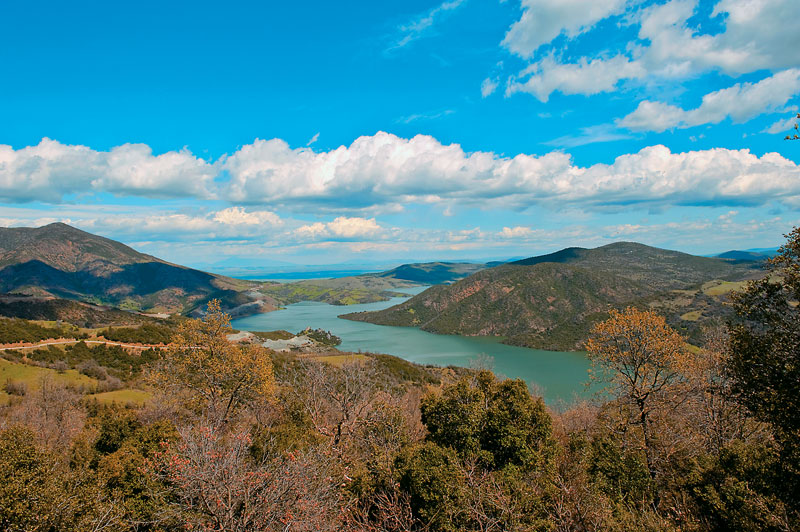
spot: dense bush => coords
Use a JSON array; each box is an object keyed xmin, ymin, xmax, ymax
[
  {"xmin": 0, "ymin": 317, "xmax": 87, "ymax": 344},
  {"xmin": 0, "ymin": 426, "xmax": 109, "ymax": 531},
  {"xmin": 3, "ymin": 380, "xmax": 26, "ymax": 396},
  {"xmin": 396, "ymin": 442, "xmax": 467, "ymax": 532},
  {"xmin": 300, "ymin": 327, "xmax": 342, "ymax": 346},
  {"xmin": 371, "ymin": 353, "xmax": 440, "ymax": 385},
  {"xmin": 102, "ymin": 323, "xmax": 175, "ymax": 344}
]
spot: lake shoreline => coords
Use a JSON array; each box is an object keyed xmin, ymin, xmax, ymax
[{"xmin": 232, "ymin": 294, "xmax": 591, "ymax": 405}]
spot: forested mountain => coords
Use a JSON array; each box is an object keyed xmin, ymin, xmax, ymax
[
  {"xmin": 343, "ymin": 242, "xmax": 765, "ymax": 350},
  {"xmin": 0, "ymin": 223, "xmax": 272, "ymax": 315},
  {"xmin": 0, "ymin": 223, "xmax": 423, "ymax": 319}
]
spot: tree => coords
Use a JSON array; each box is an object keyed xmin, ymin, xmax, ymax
[
  {"xmin": 288, "ymin": 357, "xmax": 382, "ymax": 448},
  {"xmin": 149, "ymin": 299, "xmax": 274, "ymax": 425},
  {"xmin": 683, "ymin": 325, "xmax": 751, "ymax": 454},
  {"xmin": 421, "ymin": 370, "xmax": 554, "ymax": 471},
  {"xmin": 586, "ymin": 307, "xmax": 688, "ymax": 482},
  {"xmin": 689, "ymin": 440, "xmax": 793, "ymax": 532},
  {"xmin": 396, "ymin": 441, "xmax": 467, "ymax": 532},
  {"xmin": 728, "ymin": 227, "xmax": 800, "ymax": 512},
  {"xmin": 159, "ymin": 423, "xmax": 344, "ymax": 532}
]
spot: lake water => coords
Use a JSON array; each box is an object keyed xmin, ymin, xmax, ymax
[{"xmin": 231, "ymin": 287, "xmax": 592, "ymax": 406}]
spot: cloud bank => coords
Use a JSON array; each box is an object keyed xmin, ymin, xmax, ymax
[
  {"xmin": 0, "ymin": 139, "xmax": 215, "ymax": 203},
  {"xmin": 2, "ymin": 133, "xmax": 800, "ymax": 213}
]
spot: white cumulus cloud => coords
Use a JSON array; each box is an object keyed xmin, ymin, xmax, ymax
[
  {"xmin": 3, "ymin": 133, "xmax": 800, "ymax": 213},
  {"xmin": 0, "ymin": 138, "xmax": 215, "ymax": 203},
  {"xmin": 618, "ymin": 68, "xmax": 800, "ymax": 132},
  {"xmin": 502, "ymin": 0, "xmax": 629, "ymax": 59},
  {"xmin": 296, "ymin": 217, "xmax": 382, "ymax": 241},
  {"xmin": 223, "ymin": 132, "xmax": 800, "ymax": 211},
  {"xmin": 500, "ymin": 226, "xmax": 534, "ymax": 238},
  {"xmin": 508, "ymin": 54, "xmax": 646, "ymax": 102},
  {"xmin": 763, "ymin": 116, "xmax": 799, "ymax": 135},
  {"xmin": 213, "ymin": 207, "xmax": 282, "ymax": 226}
]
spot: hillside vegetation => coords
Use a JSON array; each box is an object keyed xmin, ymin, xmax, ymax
[
  {"xmin": 0, "ymin": 224, "xmax": 442, "ymax": 321},
  {"xmin": 0, "ymin": 296, "xmax": 164, "ymax": 327},
  {"xmin": 510, "ymin": 242, "xmax": 758, "ymax": 290}
]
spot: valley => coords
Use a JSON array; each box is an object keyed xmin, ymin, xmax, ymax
[{"xmin": 1, "ymin": 223, "xmax": 768, "ymax": 355}]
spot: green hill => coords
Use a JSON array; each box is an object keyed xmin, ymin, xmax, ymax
[
  {"xmin": 342, "ymin": 242, "xmax": 764, "ymax": 350},
  {"xmin": 0, "ymin": 223, "xmax": 425, "ymax": 318}
]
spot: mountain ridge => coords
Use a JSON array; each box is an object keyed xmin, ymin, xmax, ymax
[{"xmin": 0, "ymin": 223, "xmax": 273, "ymax": 315}]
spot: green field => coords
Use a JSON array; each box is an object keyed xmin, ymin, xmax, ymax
[
  {"xmin": 0, "ymin": 358, "xmax": 98, "ymax": 404},
  {"xmin": 680, "ymin": 310, "xmax": 703, "ymax": 321},
  {"xmin": 89, "ymin": 389, "xmax": 152, "ymax": 405},
  {"xmin": 701, "ymin": 280, "xmax": 748, "ymax": 296}
]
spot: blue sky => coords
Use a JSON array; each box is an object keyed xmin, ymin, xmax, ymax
[{"xmin": 2, "ymin": 0, "xmax": 800, "ymax": 267}]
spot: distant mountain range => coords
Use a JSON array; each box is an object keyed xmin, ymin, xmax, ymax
[
  {"xmin": 0, "ymin": 223, "xmax": 273, "ymax": 316},
  {"xmin": 714, "ymin": 250, "xmax": 776, "ymax": 261},
  {"xmin": 342, "ymin": 242, "xmax": 766, "ymax": 350}
]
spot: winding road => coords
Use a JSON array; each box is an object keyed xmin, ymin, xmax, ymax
[{"xmin": 0, "ymin": 339, "xmax": 167, "ymax": 351}]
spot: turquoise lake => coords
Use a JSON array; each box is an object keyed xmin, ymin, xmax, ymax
[{"xmin": 231, "ymin": 288, "xmax": 592, "ymax": 406}]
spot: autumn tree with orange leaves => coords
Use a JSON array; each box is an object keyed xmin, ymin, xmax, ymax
[
  {"xmin": 586, "ymin": 307, "xmax": 689, "ymax": 483},
  {"xmin": 150, "ymin": 299, "xmax": 274, "ymax": 425}
]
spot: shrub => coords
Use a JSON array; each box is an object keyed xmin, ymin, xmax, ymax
[
  {"xmin": 301, "ymin": 327, "xmax": 342, "ymax": 346},
  {"xmin": 77, "ymin": 360, "xmax": 109, "ymax": 381},
  {"xmin": 3, "ymin": 380, "xmax": 26, "ymax": 396},
  {"xmin": 95, "ymin": 376, "xmax": 123, "ymax": 393},
  {"xmin": 421, "ymin": 370, "xmax": 555, "ymax": 471},
  {"xmin": 102, "ymin": 323, "xmax": 174, "ymax": 344}
]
